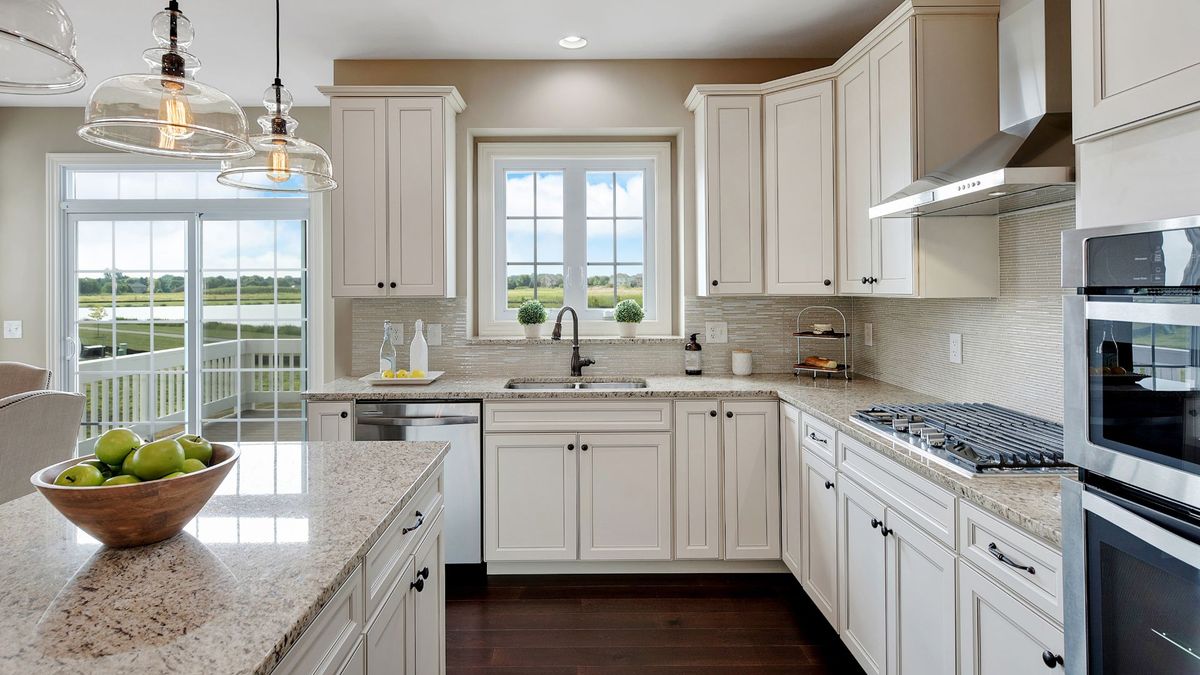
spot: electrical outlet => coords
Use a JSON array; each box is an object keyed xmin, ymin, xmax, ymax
[
  {"xmin": 864, "ymin": 323, "xmax": 873, "ymax": 347},
  {"xmin": 389, "ymin": 324, "xmax": 404, "ymax": 346},
  {"xmin": 705, "ymin": 321, "xmax": 728, "ymax": 344},
  {"xmin": 949, "ymin": 333, "xmax": 963, "ymax": 364},
  {"xmin": 427, "ymin": 323, "xmax": 442, "ymax": 346},
  {"xmin": 3, "ymin": 320, "xmax": 21, "ymax": 339}
]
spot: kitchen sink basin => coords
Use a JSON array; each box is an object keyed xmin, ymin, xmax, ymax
[{"xmin": 504, "ymin": 379, "xmax": 648, "ymax": 391}]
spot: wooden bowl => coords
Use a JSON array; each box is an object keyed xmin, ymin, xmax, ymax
[{"xmin": 31, "ymin": 443, "xmax": 239, "ymax": 548}]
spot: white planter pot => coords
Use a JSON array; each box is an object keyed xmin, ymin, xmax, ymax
[
  {"xmin": 617, "ymin": 322, "xmax": 638, "ymax": 338},
  {"xmin": 523, "ymin": 323, "xmax": 543, "ymax": 339}
]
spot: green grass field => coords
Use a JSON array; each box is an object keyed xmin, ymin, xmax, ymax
[
  {"xmin": 78, "ymin": 290, "xmax": 302, "ymax": 307},
  {"xmin": 78, "ymin": 321, "xmax": 300, "ymax": 356},
  {"xmin": 507, "ymin": 286, "xmax": 641, "ymax": 309}
]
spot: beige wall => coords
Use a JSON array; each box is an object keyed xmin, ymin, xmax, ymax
[{"xmin": 0, "ymin": 107, "xmax": 332, "ymax": 376}]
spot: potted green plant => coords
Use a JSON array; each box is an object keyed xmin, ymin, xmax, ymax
[
  {"xmin": 517, "ymin": 299, "xmax": 548, "ymax": 339},
  {"xmin": 614, "ymin": 299, "xmax": 644, "ymax": 338}
]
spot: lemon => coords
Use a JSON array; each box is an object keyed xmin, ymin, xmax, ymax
[
  {"xmin": 396, "ymin": 369, "xmax": 409, "ymax": 378},
  {"xmin": 410, "ymin": 370, "xmax": 426, "ymax": 378},
  {"xmin": 381, "ymin": 369, "xmax": 395, "ymax": 379}
]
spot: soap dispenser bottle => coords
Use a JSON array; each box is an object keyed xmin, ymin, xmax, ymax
[
  {"xmin": 684, "ymin": 333, "xmax": 703, "ymax": 376},
  {"xmin": 410, "ymin": 319, "xmax": 429, "ymax": 374}
]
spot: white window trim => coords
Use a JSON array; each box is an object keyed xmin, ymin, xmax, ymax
[
  {"xmin": 477, "ymin": 142, "xmax": 672, "ymax": 337},
  {"xmin": 44, "ymin": 153, "xmax": 327, "ymax": 390}
]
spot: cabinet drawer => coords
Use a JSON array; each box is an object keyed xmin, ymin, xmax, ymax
[
  {"xmin": 363, "ymin": 476, "xmax": 443, "ymax": 623},
  {"xmin": 838, "ymin": 434, "xmax": 956, "ymax": 548},
  {"xmin": 801, "ymin": 413, "xmax": 837, "ymax": 465},
  {"xmin": 274, "ymin": 567, "xmax": 365, "ymax": 675},
  {"xmin": 484, "ymin": 400, "xmax": 672, "ymax": 433},
  {"xmin": 959, "ymin": 501, "xmax": 1063, "ymax": 624}
]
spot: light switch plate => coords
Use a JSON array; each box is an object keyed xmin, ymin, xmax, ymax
[
  {"xmin": 864, "ymin": 323, "xmax": 873, "ymax": 347},
  {"xmin": 3, "ymin": 320, "xmax": 21, "ymax": 339},
  {"xmin": 705, "ymin": 321, "xmax": 728, "ymax": 344},
  {"xmin": 427, "ymin": 323, "xmax": 442, "ymax": 346},
  {"xmin": 949, "ymin": 333, "xmax": 963, "ymax": 364}
]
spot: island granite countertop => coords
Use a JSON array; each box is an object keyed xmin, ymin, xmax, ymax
[
  {"xmin": 305, "ymin": 373, "xmax": 1066, "ymax": 546},
  {"xmin": 0, "ymin": 440, "xmax": 448, "ymax": 675}
]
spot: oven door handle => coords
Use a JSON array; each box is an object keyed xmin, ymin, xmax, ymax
[
  {"xmin": 1086, "ymin": 299, "xmax": 1200, "ymax": 327},
  {"xmin": 1082, "ymin": 490, "xmax": 1200, "ymax": 567},
  {"xmin": 356, "ymin": 415, "xmax": 480, "ymax": 427}
]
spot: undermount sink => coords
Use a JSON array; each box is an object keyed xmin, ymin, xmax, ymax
[{"xmin": 504, "ymin": 379, "xmax": 648, "ymax": 391}]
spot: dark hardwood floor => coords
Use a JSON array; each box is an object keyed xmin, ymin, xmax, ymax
[{"xmin": 445, "ymin": 568, "xmax": 866, "ymax": 674}]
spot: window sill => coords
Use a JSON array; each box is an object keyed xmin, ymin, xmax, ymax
[{"xmin": 466, "ymin": 335, "xmax": 686, "ymax": 346}]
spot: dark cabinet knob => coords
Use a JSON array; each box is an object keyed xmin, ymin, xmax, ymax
[
  {"xmin": 824, "ymin": 480, "xmax": 834, "ymax": 490},
  {"xmin": 411, "ymin": 577, "xmax": 425, "ymax": 592},
  {"xmin": 377, "ymin": 282, "xmax": 384, "ymax": 288},
  {"xmin": 823, "ymin": 279, "xmax": 832, "ymax": 286},
  {"xmin": 880, "ymin": 526, "xmax": 893, "ymax": 537},
  {"xmin": 417, "ymin": 567, "xmax": 430, "ymax": 580},
  {"xmin": 390, "ymin": 282, "xmax": 397, "ymax": 288},
  {"xmin": 711, "ymin": 280, "xmax": 719, "ymax": 287},
  {"xmin": 871, "ymin": 518, "xmax": 882, "ymax": 529},
  {"xmin": 339, "ymin": 411, "xmax": 348, "ymax": 419},
  {"xmin": 869, "ymin": 277, "xmax": 879, "ymax": 284},
  {"xmin": 709, "ymin": 410, "xmax": 717, "ymax": 417},
  {"xmin": 567, "ymin": 443, "xmax": 575, "ymax": 451},
  {"xmin": 861, "ymin": 276, "xmax": 869, "ymax": 285},
  {"xmin": 581, "ymin": 444, "xmax": 589, "ymax": 452},
  {"xmin": 726, "ymin": 411, "xmax": 734, "ymax": 418},
  {"xmin": 1041, "ymin": 651, "xmax": 1063, "ymax": 668}
]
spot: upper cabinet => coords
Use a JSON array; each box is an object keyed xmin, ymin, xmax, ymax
[
  {"xmin": 1073, "ymin": 0, "xmax": 1200, "ymax": 140},
  {"xmin": 321, "ymin": 86, "xmax": 464, "ymax": 298},
  {"xmin": 695, "ymin": 95, "xmax": 764, "ymax": 295}
]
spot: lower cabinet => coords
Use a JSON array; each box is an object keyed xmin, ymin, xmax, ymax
[
  {"xmin": 958, "ymin": 560, "xmax": 1065, "ymax": 675},
  {"xmin": 780, "ymin": 403, "xmax": 803, "ymax": 576},
  {"xmin": 365, "ymin": 558, "xmax": 416, "ymax": 674},
  {"xmin": 674, "ymin": 401, "xmax": 722, "ymax": 559},
  {"xmin": 800, "ymin": 448, "xmax": 838, "ymax": 628},
  {"xmin": 723, "ymin": 401, "xmax": 781, "ymax": 560},
  {"xmin": 484, "ymin": 431, "xmax": 672, "ymax": 561},
  {"xmin": 839, "ymin": 478, "xmax": 888, "ymax": 675},
  {"xmin": 308, "ymin": 401, "xmax": 354, "ymax": 441}
]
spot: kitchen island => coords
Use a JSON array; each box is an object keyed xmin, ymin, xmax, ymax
[{"xmin": 0, "ymin": 440, "xmax": 448, "ymax": 675}]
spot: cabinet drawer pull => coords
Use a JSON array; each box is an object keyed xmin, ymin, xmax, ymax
[
  {"xmin": 808, "ymin": 431, "xmax": 827, "ymax": 445},
  {"xmin": 988, "ymin": 542, "xmax": 1036, "ymax": 574},
  {"xmin": 401, "ymin": 510, "xmax": 425, "ymax": 535},
  {"xmin": 1041, "ymin": 651, "xmax": 1063, "ymax": 668},
  {"xmin": 411, "ymin": 577, "xmax": 425, "ymax": 592},
  {"xmin": 824, "ymin": 480, "xmax": 834, "ymax": 490}
]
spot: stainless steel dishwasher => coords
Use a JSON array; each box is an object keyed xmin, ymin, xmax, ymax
[{"xmin": 354, "ymin": 400, "xmax": 482, "ymax": 564}]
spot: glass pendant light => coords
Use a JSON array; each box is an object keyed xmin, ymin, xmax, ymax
[
  {"xmin": 77, "ymin": 1, "xmax": 252, "ymax": 160},
  {"xmin": 0, "ymin": 0, "xmax": 86, "ymax": 93},
  {"xmin": 217, "ymin": 0, "xmax": 336, "ymax": 193}
]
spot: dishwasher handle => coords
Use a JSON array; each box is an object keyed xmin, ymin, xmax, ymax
[{"xmin": 355, "ymin": 415, "xmax": 480, "ymax": 427}]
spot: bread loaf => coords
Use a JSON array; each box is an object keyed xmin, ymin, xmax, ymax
[{"xmin": 801, "ymin": 356, "xmax": 839, "ymax": 370}]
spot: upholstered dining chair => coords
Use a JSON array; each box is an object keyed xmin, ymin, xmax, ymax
[{"xmin": 0, "ymin": 363, "xmax": 85, "ymax": 504}]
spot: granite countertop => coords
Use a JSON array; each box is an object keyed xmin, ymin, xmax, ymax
[
  {"xmin": 306, "ymin": 373, "xmax": 1065, "ymax": 546},
  {"xmin": 0, "ymin": 440, "xmax": 449, "ymax": 675}
]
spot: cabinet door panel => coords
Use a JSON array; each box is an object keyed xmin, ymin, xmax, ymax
[
  {"xmin": 307, "ymin": 401, "xmax": 353, "ymax": 442},
  {"xmin": 365, "ymin": 559, "xmax": 415, "ymax": 675},
  {"xmin": 839, "ymin": 478, "xmax": 887, "ymax": 675},
  {"xmin": 386, "ymin": 98, "xmax": 446, "ymax": 296},
  {"xmin": 959, "ymin": 560, "xmax": 1065, "ymax": 675},
  {"xmin": 837, "ymin": 56, "xmax": 874, "ymax": 295},
  {"xmin": 331, "ymin": 98, "xmax": 388, "ymax": 297},
  {"xmin": 579, "ymin": 433, "xmax": 672, "ymax": 560},
  {"xmin": 675, "ymin": 401, "xmax": 722, "ymax": 559},
  {"xmin": 413, "ymin": 510, "xmax": 445, "ymax": 675},
  {"xmin": 780, "ymin": 403, "xmax": 803, "ymax": 577},
  {"xmin": 484, "ymin": 434, "xmax": 577, "ymax": 561},
  {"xmin": 704, "ymin": 95, "xmax": 763, "ymax": 294},
  {"xmin": 764, "ymin": 82, "xmax": 836, "ymax": 295},
  {"xmin": 871, "ymin": 22, "xmax": 915, "ymax": 203},
  {"xmin": 801, "ymin": 448, "xmax": 839, "ymax": 628},
  {"xmin": 873, "ymin": 217, "xmax": 914, "ymax": 296},
  {"xmin": 887, "ymin": 510, "xmax": 956, "ymax": 675},
  {"xmin": 723, "ymin": 401, "xmax": 781, "ymax": 560}
]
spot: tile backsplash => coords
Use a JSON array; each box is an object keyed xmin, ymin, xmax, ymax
[{"xmin": 349, "ymin": 203, "xmax": 1073, "ymax": 422}]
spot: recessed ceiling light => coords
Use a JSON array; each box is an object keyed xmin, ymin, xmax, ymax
[{"xmin": 558, "ymin": 35, "xmax": 587, "ymax": 50}]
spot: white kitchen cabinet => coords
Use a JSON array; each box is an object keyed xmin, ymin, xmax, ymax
[
  {"xmin": 365, "ymin": 558, "xmax": 416, "ymax": 675},
  {"xmin": 763, "ymin": 81, "xmax": 836, "ymax": 295},
  {"xmin": 959, "ymin": 560, "xmax": 1066, "ymax": 675},
  {"xmin": 837, "ymin": 53, "xmax": 875, "ymax": 296},
  {"xmin": 579, "ymin": 433, "xmax": 672, "ymax": 560},
  {"xmin": 274, "ymin": 568, "xmax": 365, "ymax": 675},
  {"xmin": 307, "ymin": 401, "xmax": 354, "ymax": 442},
  {"xmin": 674, "ymin": 401, "xmax": 722, "ymax": 560},
  {"xmin": 322, "ymin": 87, "xmax": 463, "ymax": 298},
  {"xmin": 484, "ymin": 433, "xmax": 578, "ymax": 561},
  {"xmin": 722, "ymin": 401, "xmax": 781, "ymax": 560},
  {"xmin": 337, "ymin": 639, "xmax": 365, "ymax": 675},
  {"xmin": 412, "ymin": 510, "xmax": 446, "ymax": 675},
  {"xmin": 780, "ymin": 403, "xmax": 803, "ymax": 577},
  {"xmin": 1073, "ymin": 0, "xmax": 1200, "ymax": 140},
  {"xmin": 800, "ymin": 448, "xmax": 839, "ymax": 629},
  {"xmin": 887, "ymin": 509, "xmax": 957, "ymax": 675},
  {"xmin": 839, "ymin": 478, "xmax": 888, "ymax": 675},
  {"xmin": 695, "ymin": 95, "xmax": 763, "ymax": 295}
]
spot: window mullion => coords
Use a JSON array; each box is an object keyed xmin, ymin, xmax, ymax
[{"xmin": 562, "ymin": 165, "xmax": 588, "ymax": 311}]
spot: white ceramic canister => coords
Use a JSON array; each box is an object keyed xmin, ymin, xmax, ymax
[{"xmin": 732, "ymin": 349, "xmax": 753, "ymax": 376}]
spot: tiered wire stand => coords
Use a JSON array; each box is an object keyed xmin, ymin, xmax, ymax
[{"xmin": 794, "ymin": 306, "xmax": 851, "ymax": 380}]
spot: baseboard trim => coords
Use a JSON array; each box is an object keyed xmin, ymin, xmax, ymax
[{"xmin": 484, "ymin": 559, "xmax": 789, "ymax": 575}]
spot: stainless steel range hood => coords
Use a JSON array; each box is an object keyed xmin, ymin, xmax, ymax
[{"xmin": 870, "ymin": 0, "xmax": 1073, "ymax": 219}]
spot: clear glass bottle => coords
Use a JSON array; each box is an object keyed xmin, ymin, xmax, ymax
[{"xmin": 379, "ymin": 320, "xmax": 397, "ymax": 373}]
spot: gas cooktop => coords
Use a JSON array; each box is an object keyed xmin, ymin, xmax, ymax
[{"xmin": 852, "ymin": 403, "xmax": 1071, "ymax": 477}]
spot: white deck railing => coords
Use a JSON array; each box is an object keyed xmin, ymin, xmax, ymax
[{"xmin": 77, "ymin": 338, "xmax": 303, "ymax": 447}]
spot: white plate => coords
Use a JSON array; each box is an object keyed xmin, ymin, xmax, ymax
[{"xmin": 359, "ymin": 371, "xmax": 444, "ymax": 386}]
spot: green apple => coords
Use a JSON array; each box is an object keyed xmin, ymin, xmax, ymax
[
  {"xmin": 129, "ymin": 438, "xmax": 185, "ymax": 480},
  {"xmin": 78, "ymin": 459, "xmax": 114, "ymax": 478},
  {"xmin": 54, "ymin": 464, "xmax": 105, "ymax": 487},
  {"xmin": 102, "ymin": 474, "xmax": 142, "ymax": 486},
  {"xmin": 161, "ymin": 471, "xmax": 187, "ymax": 480},
  {"xmin": 119, "ymin": 451, "xmax": 137, "ymax": 476},
  {"xmin": 93, "ymin": 428, "xmax": 142, "ymax": 466},
  {"xmin": 177, "ymin": 434, "xmax": 213, "ymax": 465},
  {"xmin": 181, "ymin": 458, "xmax": 207, "ymax": 473}
]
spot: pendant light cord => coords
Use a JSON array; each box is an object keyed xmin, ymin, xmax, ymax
[{"xmin": 274, "ymin": 0, "xmax": 282, "ymax": 110}]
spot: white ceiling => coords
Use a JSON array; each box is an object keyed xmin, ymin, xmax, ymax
[{"xmin": 3, "ymin": 0, "xmax": 900, "ymax": 107}]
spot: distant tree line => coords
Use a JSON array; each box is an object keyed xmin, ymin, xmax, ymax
[
  {"xmin": 78, "ymin": 271, "xmax": 301, "ymax": 295},
  {"xmin": 506, "ymin": 271, "xmax": 643, "ymax": 289}
]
